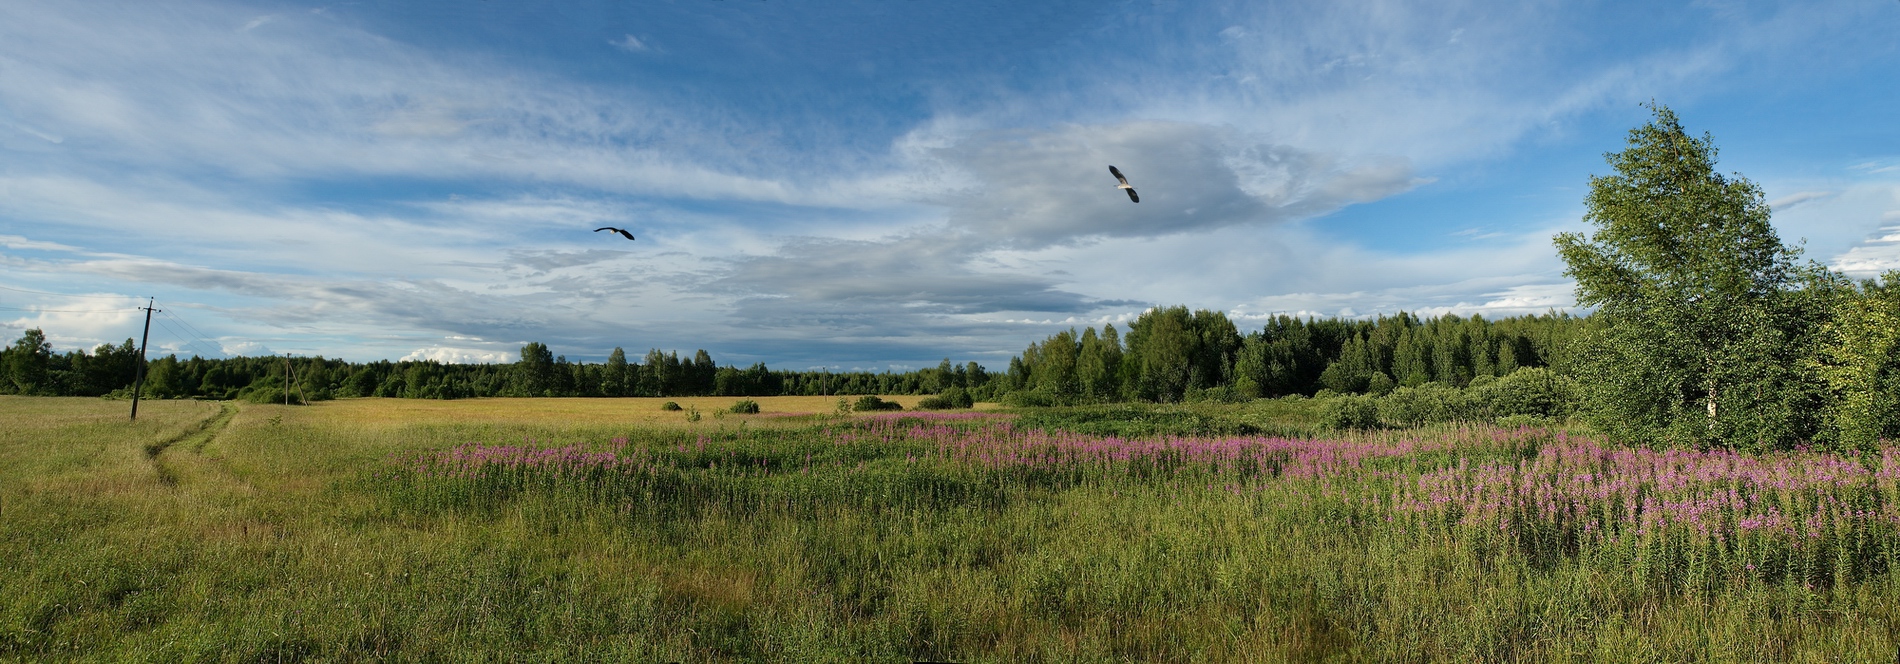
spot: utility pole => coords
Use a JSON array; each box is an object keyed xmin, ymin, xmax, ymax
[
  {"xmin": 282, "ymin": 355, "xmax": 307, "ymax": 406},
  {"xmin": 130, "ymin": 298, "xmax": 158, "ymax": 421}
]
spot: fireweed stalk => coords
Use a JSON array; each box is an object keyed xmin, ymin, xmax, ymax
[{"xmin": 378, "ymin": 418, "xmax": 1900, "ymax": 593}]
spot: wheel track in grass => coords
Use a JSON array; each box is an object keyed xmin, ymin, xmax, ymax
[{"xmin": 145, "ymin": 402, "xmax": 236, "ymax": 486}]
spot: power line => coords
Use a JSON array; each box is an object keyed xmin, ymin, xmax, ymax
[
  {"xmin": 0, "ymin": 284, "xmax": 137, "ymax": 299},
  {"xmin": 151, "ymin": 316, "xmax": 224, "ymax": 359},
  {"xmin": 151, "ymin": 318, "xmax": 208, "ymax": 355},
  {"xmin": 158, "ymin": 310, "xmax": 234, "ymax": 357},
  {"xmin": 159, "ymin": 310, "xmax": 234, "ymax": 358},
  {"xmin": 159, "ymin": 309, "xmax": 219, "ymax": 347}
]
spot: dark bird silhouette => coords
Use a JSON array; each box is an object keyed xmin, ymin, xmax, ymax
[
  {"xmin": 1108, "ymin": 165, "xmax": 1139, "ymax": 203},
  {"xmin": 594, "ymin": 227, "xmax": 636, "ymax": 241}
]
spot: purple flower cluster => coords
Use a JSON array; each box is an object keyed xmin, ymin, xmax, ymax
[
  {"xmin": 1392, "ymin": 435, "xmax": 1900, "ymax": 541},
  {"xmin": 848, "ymin": 418, "xmax": 1544, "ymax": 480}
]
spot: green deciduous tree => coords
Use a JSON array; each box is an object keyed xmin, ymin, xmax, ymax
[
  {"xmin": 1555, "ymin": 103, "xmax": 1825, "ymax": 450},
  {"xmin": 4, "ymin": 328, "xmax": 54, "ymax": 395},
  {"xmin": 1122, "ymin": 307, "xmax": 1240, "ymax": 402},
  {"xmin": 513, "ymin": 342, "xmax": 555, "ymax": 397},
  {"xmin": 1031, "ymin": 329, "xmax": 1080, "ymax": 398},
  {"xmin": 1076, "ymin": 325, "xmax": 1123, "ymax": 401},
  {"xmin": 689, "ymin": 350, "xmax": 717, "ymax": 396},
  {"xmin": 603, "ymin": 347, "xmax": 630, "ymax": 397},
  {"xmin": 1810, "ymin": 273, "xmax": 1900, "ymax": 450}
]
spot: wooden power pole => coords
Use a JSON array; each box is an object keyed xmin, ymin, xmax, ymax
[{"xmin": 129, "ymin": 298, "xmax": 158, "ymax": 421}]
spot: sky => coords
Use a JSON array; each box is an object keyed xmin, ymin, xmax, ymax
[{"xmin": 2, "ymin": 0, "xmax": 1898, "ymax": 371}]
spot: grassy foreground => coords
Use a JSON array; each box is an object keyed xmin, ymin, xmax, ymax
[{"xmin": 2, "ymin": 396, "xmax": 1898, "ymax": 662}]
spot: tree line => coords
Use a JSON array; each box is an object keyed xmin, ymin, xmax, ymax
[
  {"xmin": 1, "ymin": 308, "xmax": 1582, "ymax": 409},
  {"xmin": 994, "ymin": 308, "xmax": 1583, "ymax": 405},
  {"xmin": 0, "ymin": 334, "xmax": 992, "ymax": 404}
]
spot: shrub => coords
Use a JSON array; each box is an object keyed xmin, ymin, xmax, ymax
[
  {"xmin": 917, "ymin": 387, "xmax": 974, "ymax": 410},
  {"xmin": 999, "ymin": 390, "xmax": 1059, "ymax": 408},
  {"xmin": 1318, "ymin": 395, "xmax": 1380, "ymax": 430},
  {"xmin": 852, "ymin": 395, "xmax": 903, "ymax": 412},
  {"xmin": 238, "ymin": 386, "xmax": 306, "ymax": 405},
  {"xmin": 1185, "ymin": 385, "xmax": 1247, "ymax": 403},
  {"xmin": 1365, "ymin": 372, "xmax": 1397, "ymax": 396},
  {"xmin": 1318, "ymin": 363, "xmax": 1367, "ymax": 394},
  {"xmin": 1471, "ymin": 367, "xmax": 1580, "ymax": 420},
  {"xmin": 1377, "ymin": 382, "xmax": 1473, "ymax": 427},
  {"xmin": 660, "ymin": 401, "xmax": 683, "ymax": 411},
  {"xmin": 728, "ymin": 399, "xmax": 760, "ymax": 414}
]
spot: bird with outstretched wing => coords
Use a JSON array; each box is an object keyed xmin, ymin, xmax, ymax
[
  {"xmin": 1109, "ymin": 165, "xmax": 1139, "ymax": 203},
  {"xmin": 594, "ymin": 227, "xmax": 636, "ymax": 241}
]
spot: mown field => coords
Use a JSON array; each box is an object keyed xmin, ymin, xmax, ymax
[{"xmin": 3, "ymin": 395, "xmax": 1899, "ymax": 662}]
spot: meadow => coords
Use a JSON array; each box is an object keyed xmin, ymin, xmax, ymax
[{"xmin": 3, "ymin": 395, "xmax": 1898, "ymax": 662}]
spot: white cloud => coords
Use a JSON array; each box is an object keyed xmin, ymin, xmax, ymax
[
  {"xmin": 1768, "ymin": 190, "xmax": 1837, "ymax": 211},
  {"xmin": 0, "ymin": 299, "xmax": 145, "ymax": 350},
  {"xmin": 402, "ymin": 346, "xmax": 513, "ymax": 364},
  {"xmin": 221, "ymin": 340, "xmax": 274, "ymax": 356},
  {"xmin": 925, "ymin": 121, "xmax": 1423, "ymax": 249},
  {"xmin": 1081, "ymin": 1, "xmax": 1743, "ymax": 170},
  {"xmin": 0, "ymin": 234, "xmax": 82, "ymax": 252},
  {"xmin": 611, "ymin": 35, "xmax": 650, "ymax": 53},
  {"xmin": 0, "ymin": 2, "xmax": 829, "ymax": 204},
  {"xmin": 1770, "ymin": 181, "xmax": 1900, "ymax": 267},
  {"xmin": 0, "ymin": 119, "xmax": 63, "ymax": 144}
]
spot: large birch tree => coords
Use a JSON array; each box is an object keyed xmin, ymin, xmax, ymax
[{"xmin": 1555, "ymin": 104, "xmax": 1825, "ymax": 450}]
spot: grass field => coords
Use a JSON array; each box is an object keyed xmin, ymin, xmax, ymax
[{"xmin": 3, "ymin": 395, "xmax": 1899, "ymax": 662}]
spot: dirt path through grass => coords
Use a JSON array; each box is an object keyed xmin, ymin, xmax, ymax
[{"xmin": 143, "ymin": 402, "xmax": 235, "ymax": 486}]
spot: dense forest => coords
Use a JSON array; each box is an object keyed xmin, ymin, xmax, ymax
[
  {"xmin": 994, "ymin": 308, "xmax": 1582, "ymax": 404},
  {"xmin": 0, "ymin": 310, "xmax": 1570, "ymax": 404},
  {"xmin": 6, "ymin": 106, "xmax": 1899, "ymax": 452},
  {"xmin": 0, "ymin": 335, "xmax": 991, "ymax": 404}
]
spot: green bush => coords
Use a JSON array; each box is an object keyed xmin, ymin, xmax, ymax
[
  {"xmin": 729, "ymin": 399, "xmax": 760, "ymax": 414},
  {"xmin": 237, "ymin": 386, "xmax": 306, "ymax": 405},
  {"xmin": 1471, "ymin": 367, "xmax": 1579, "ymax": 420},
  {"xmin": 1377, "ymin": 383, "xmax": 1473, "ymax": 427},
  {"xmin": 1185, "ymin": 385, "xmax": 1247, "ymax": 403},
  {"xmin": 1354, "ymin": 368, "xmax": 1582, "ymax": 429},
  {"xmin": 1365, "ymin": 372, "xmax": 1397, "ymax": 396},
  {"xmin": 999, "ymin": 390, "xmax": 1059, "ymax": 408},
  {"xmin": 660, "ymin": 401, "xmax": 682, "ymax": 411},
  {"xmin": 1013, "ymin": 404, "xmax": 1265, "ymax": 438},
  {"xmin": 1318, "ymin": 363, "xmax": 1367, "ymax": 394},
  {"xmin": 917, "ymin": 387, "xmax": 974, "ymax": 410},
  {"xmin": 852, "ymin": 395, "xmax": 903, "ymax": 412},
  {"xmin": 1318, "ymin": 395, "xmax": 1380, "ymax": 430}
]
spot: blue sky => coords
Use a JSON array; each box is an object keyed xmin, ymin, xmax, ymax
[{"xmin": 2, "ymin": 0, "xmax": 1897, "ymax": 370}]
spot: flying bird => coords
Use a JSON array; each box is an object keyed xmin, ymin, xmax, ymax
[
  {"xmin": 1108, "ymin": 165, "xmax": 1139, "ymax": 203},
  {"xmin": 594, "ymin": 227, "xmax": 636, "ymax": 241}
]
